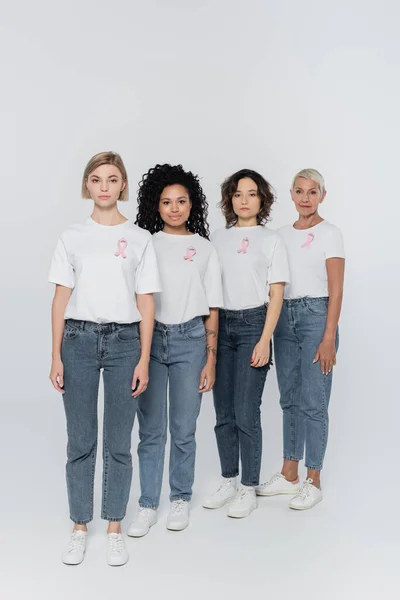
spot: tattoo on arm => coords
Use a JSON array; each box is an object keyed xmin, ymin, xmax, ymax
[
  {"xmin": 207, "ymin": 345, "xmax": 217, "ymax": 357},
  {"xmin": 206, "ymin": 328, "xmax": 217, "ymax": 338}
]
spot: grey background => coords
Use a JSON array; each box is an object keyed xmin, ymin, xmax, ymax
[{"xmin": 1, "ymin": 1, "xmax": 399, "ymax": 598}]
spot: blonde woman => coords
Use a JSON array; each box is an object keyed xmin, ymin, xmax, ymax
[{"xmin": 49, "ymin": 152, "xmax": 160, "ymax": 565}]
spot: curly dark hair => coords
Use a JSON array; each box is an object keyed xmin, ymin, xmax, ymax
[
  {"xmin": 135, "ymin": 164, "xmax": 210, "ymax": 239},
  {"xmin": 220, "ymin": 168, "xmax": 275, "ymax": 227}
]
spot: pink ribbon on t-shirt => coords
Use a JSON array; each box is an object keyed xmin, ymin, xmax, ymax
[
  {"xmin": 237, "ymin": 237, "xmax": 249, "ymax": 254},
  {"xmin": 115, "ymin": 238, "xmax": 128, "ymax": 258},
  {"xmin": 184, "ymin": 246, "xmax": 196, "ymax": 261},
  {"xmin": 301, "ymin": 233, "xmax": 314, "ymax": 249}
]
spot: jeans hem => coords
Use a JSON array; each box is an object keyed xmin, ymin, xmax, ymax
[
  {"xmin": 221, "ymin": 472, "xmax": 239, "ymax": 478},
  {"xmin": 170, "ymin": 495, "xmax": 191, "ymax": 502},
  {"xmin": 101, "ymin": 515, "xmax": 125, "ymax": 522},
  {"xmin": 71, "ymin": 517, "xmax": 92, "ymax": 525},
  {"xmin": 305, "ymin": 465, "xmax": 323, "ymax": 471},
  {"xmin": 283, "ymin": 456, "xmax": 302, "ymax": 462},
  {"xmin": 139, "ymin": 503, "xmax": 158, "ymax": 510},
  {"xmin": 241, "ymin": 481, "xmax": 259, "ymax": 487}
]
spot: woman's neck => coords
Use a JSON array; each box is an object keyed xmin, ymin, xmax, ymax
[
  {"xmin": 163, "ymin": 224, "xmax": 193, "ymax": 235},
  {"xmin": 91, "ymin": 206, "xmax": 127, "ymax": 226},
  {"xmin": 294, "ymin": 213, "xmax": 323, "ymax": 230},
  {"xmin": 235, "ymin": 216, "xmax": 258, "ymax": 228}
]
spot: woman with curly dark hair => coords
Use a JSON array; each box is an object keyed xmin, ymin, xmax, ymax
[
  {"xmin": 203, "ymin": 169, "xmax": 289, "ymax": 519},
  {"xmin": 128, "ymin": 164, "xmax": 223, "ymax": 535}
]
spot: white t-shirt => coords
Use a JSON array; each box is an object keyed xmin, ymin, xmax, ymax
[
  {"xmin": 211, "ymin": 225, "xmax": 290, "ymax": 310},
  {"xmin": 279, "ymin": 220, "xmax": 345, "ymax": 300},
  {"xmin": 152, "ymin": 231, "xmax": 223, "ymax": 324},
  {"xmin": 49, "ymin": 217, "xmax": 161, "ymax": 324}
]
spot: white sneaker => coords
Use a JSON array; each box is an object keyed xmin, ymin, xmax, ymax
[
  {"xmin": 202, "ymin": 477, "xmax": 238, "ymax": 509},
  {"xmin": 127, "ymin": 507, "xmax": 157, "ymax": 537},
  {"xmin": 256, "ymin": 472, "xmax": 300, "ymax": 496},
  {"xmin": 227, "ymin": 486, "xmax": 257, "ymax": 518},
  {"xmin": 166, "ymin": 500, "xmax": 190, "ymax": 531},
  {"xmin": 61, "ymin": 530, "xmax": 87, "ymax": 565},
  {"xmin": 107, "ymin": 533, "xmax": 129, "ymax": 566},
  {"xmin": 289, "ymin": 479, "xmax": 322, "ymax": 510}
]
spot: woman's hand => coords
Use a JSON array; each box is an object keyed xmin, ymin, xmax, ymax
[
  {"xmin": 251, "ymin": 337, "xmax": 270, "ymax": 368},
  {"xmin": 132, "ymin": 358, "xmax": 149, "ymax": 398},
  {"xmin": 49, "ymin": 357, "xmax": 65, "ymax": 394},
  {"xmin": 313, "ymin": 338, "xmax": 336, "ymax": 375},
  {"xmin": 199, "ymin": 360, "xmax": 216, "ymax": 392}
]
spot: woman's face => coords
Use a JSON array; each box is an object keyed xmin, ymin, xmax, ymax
[
  {"xmin": 159, "ymin": 184, "xmax": 191, "ymax": 228},
  {"xmin": 290, "ymin": 177, "xmax": 325, "ymax": 217},
  {"xmin": 232, "ymin": 177, "xmax": 261, "ymax": 221},
  {"xmin": 86, "ymin": 164, "xmax": 126, "ymax": 207}
]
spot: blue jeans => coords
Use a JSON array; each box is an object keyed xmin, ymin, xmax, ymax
[
  {"xmin": 137, "ymin": 317, "xmax": 207, "ymax": 508},
  {"xmin": 213, "ymin": 306, "xmax": 271, "ymax": 487},
  {"xmin": 61, "ymin": 319, "xmax": 141, "ymax": 524},
  {"xmin": 274, "ymin": 298, "xmax": 339, "ymax": 470}
]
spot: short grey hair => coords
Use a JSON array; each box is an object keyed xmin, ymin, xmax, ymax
[{"xmin": 291, "ymin": 169, "xmax": 326, "ymax": 194}]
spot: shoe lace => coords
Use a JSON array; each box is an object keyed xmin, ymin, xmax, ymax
[
  {"xmin": 171, "ymin": 500, "xmax": 186, "ymax": 515},
  {"xmin": 237, "ymin": 487, "xmax": 253, "ymax": 502},
  {"xmin": 295, "ymin": 479, "xmax": 313, "ymax": 501},
  {"xmin": 267, "ymin": 472, "xmax": 282, "ymax": 485},
  {"xmin": 135, "ymin": 507, "xmax": 153, "ymax": 522},
  {"xmin": 67, "ymin": 532, "xmax": 85, "ymax": 553},
  {"xmin": 108, "ymin": 533, "xmax": 124, "ymax": 555},
  {"xmin": 217, "ymin": 479, "xmax": 233, "ymax": 493}
]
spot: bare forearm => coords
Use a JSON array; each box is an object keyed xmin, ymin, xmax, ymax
[
  {"xmin": 324, "ymin": 257, "xmax": 345, "ymax": 341},
  {"xmin": 136, "ymin": 294, "xmax": 155, "ymax": 361},
  {"xmin": 261, "ymin": 283, "xmax": 284, "ymax": 341},
  {"xmin": 324, "ymin": 292, "xmax": 343, "ymax": 340},
  {"xmin": 51, "ymin": 286, "xmax": 71, "ymax": 359},
  {"xmin": 204, "ymin": 308, "xmax": 218, "ymax": 363}
]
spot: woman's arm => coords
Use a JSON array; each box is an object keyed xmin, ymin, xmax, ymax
[
  {"xmin": 49, "ymin": 285, "xmax": 72, "ymax": 393},
  {"xmin": 133, "ymin": 293, "xmax": 155, "ymax": 398},
  {"xmin": 314, "ymin": 257, "xmax": 345, "ymax": 374},
  {"xmin": 251, "ymin": 282, "xmax": 285, "ymax": 368},
  {"xmin": 199, "ymin": 307, "xmax": 219, "ymax": 392}
]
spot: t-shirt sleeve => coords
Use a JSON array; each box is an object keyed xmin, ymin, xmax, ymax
[
  {"xmin": 48, "ymin": 238, "xmax": 75, "ymax": 289},
  {"xmin": 135, "ymin": 238, "xmax": 162, "ymax": 294},
  {"xmin": 268, "ymin": 234, "xmax": 290, "ymax": 284},
  {"xmin": 325, "ymin": 227, "xmax": 345, "ymax": 259},
  {"xmin": 203, "ymin": 247, "xmax": 224, "ymax": 308}
]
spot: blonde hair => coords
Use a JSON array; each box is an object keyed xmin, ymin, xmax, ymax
[
  {"xmin": 291, "ymin": 168, "xmax": 325, "ymax": 194},
  {"xmin": 82, "ymin": 151, "xmax": 129, "ymax": 201}
]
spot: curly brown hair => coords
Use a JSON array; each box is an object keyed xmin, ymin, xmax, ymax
[{"xmin": 219, "ymin": 169, "xmax": 275, "ymax": 227}]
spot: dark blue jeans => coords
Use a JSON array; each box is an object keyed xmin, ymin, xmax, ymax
[
  {"xmin": 137, "ymin": 317, "xmax": 207, "ymax": 508},
  {"xmin": 61, "ymin": 319, "xmax": 141, "ymax": 524},
  {"xmin": 274, "ymin": 298, "xmax": 339, "ymax": 470},
  {"xmin": 213, "ymin": 306, "xmax": 271, "ymax": 487}
]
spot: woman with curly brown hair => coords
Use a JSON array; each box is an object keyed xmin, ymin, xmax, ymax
[
  {"xmin": 203, "ymin": 169, "xmax": 289, "ymax": 518},
  {"xmin": 128, "ymin": 164, "xmax": 223, "ymax": 535}
]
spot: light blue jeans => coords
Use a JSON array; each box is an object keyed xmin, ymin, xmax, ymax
[
  {"xmin": 137, "ymin": 317, "xmax": 207, "ymax": 508},
  {"xmin": 61, "ymin": 319, "xmax": 141, "ymax": 524},
  {"xmin": 274, "ymin": 298, "xmax": 339, "ymax": 470}
]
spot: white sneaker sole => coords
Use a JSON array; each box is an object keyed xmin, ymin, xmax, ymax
[
  {"xmin": 202, "ymin": 494, "xmax": 237, "ymax": 509},
  {"xmin": 166, "ymin": 520, "xmax": 189, "ymax": 531},
  {"xmin": 107, "ymin": 555, "xmax": 129, "ymax": 567},
  {"xmin": 62, "ymin": 553, "xmax": 85, "ymax": 566},
  {"xmin": 256, "ymin": 487, "xmax": 300, "ymax": 497},
  {"xmin": 227, "ymin": 504, "xmax": 257, "ymax": 519},
  {"xmin": 289, "ymin": 496, "xmax": 323, "ymax": 511},
  {"xmin": 127, "ymin": 516, "xmax": 157, "ymax": 538}
]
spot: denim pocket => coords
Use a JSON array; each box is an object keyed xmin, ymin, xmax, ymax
[
  {"xmin": 184, "ymin": 321, "xmax": 206, "ymax": 341},
  {"xmin": 63, "ymin": 323, "xmax": 79, "ymax": 340},
  {"xmin": 116, "ymin": 324, "xmax": 140, "ymax": 342},
  {"xmin": 243, "ymin": 311, "xmax": 266, "ymax": 327},
  {"xmin": 303, "ymin": 298, "xmax": 329, "ymax": 316}
]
